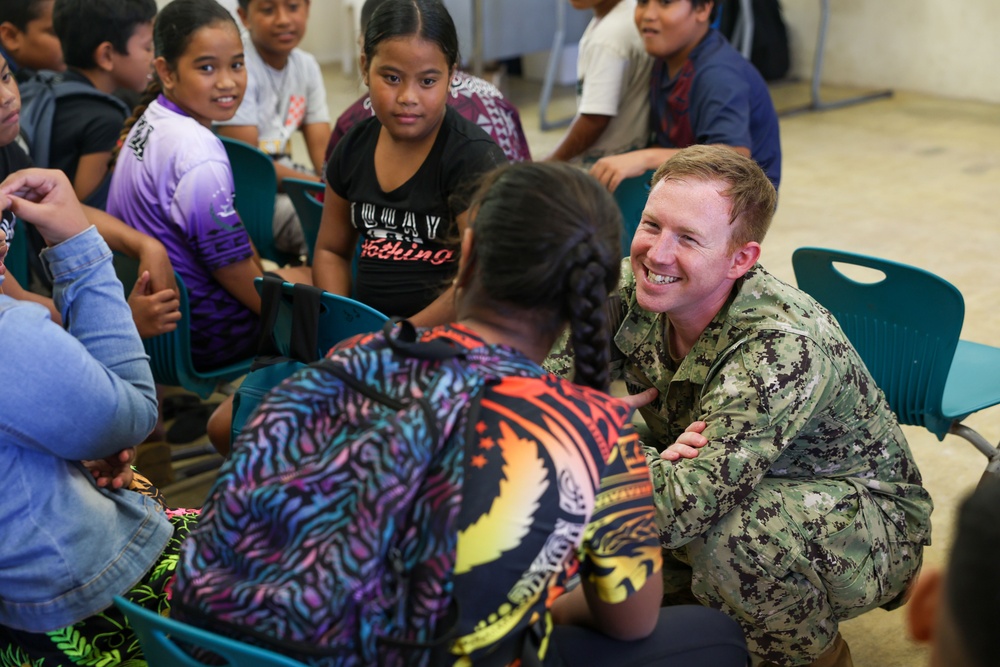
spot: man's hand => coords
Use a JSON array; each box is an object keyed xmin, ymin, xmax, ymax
[
  {"xmin": 128, "ymin": 270, "xmax": 181, "ymax": 338},
  {"xmin": 660, "ymin": 421, "xmax": 709, "ymax": 461},
  {"xmin": 82, "ymin": 447, "xmax": 136, "ymax": 490}
]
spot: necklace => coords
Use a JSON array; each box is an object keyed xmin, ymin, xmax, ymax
[{"xmin": 261, "ymin": 61, "xmax": 289, "ymax": 117}]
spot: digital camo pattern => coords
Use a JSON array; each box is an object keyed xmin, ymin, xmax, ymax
[{"xmin": 547, "ymin": 261, "xmax": 933, "ymax": 665}]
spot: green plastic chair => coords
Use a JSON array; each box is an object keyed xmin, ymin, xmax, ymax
[
  {"xmin": 113, "ymin": 597, "xmax": 309, "ymax": 667},
  {"xmin": 230, "ymin": 277, "xmax": 389, "ymax": 441},
  {"xmin": 282, "ymin": 177, "xmax": 324, "ymax": 265},
  {"xmin": 792, "ymin": 247, "xmax": 1000, "ymax": 478},
  {"xmin": 220, "ymin": 136, "xmax": 299, "ymax": 268},
  {"xmin": 613, "ymin": 170, "xmax": 655, "ymax": 257},
  {"xmin": 113, "ymin": 254, "xmax": 253, "ymax": 399}
]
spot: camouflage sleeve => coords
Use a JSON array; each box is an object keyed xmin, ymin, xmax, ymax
[
  {"xmin": 646, "ymin": 331, "xmax": 841, "ymax": 548},
  {"xmin": 580, "ymin": 426, "xmax": 663, "ymax": 604},
  {"xmin": 542, "ymin": 292, "xmax": 628, "ymax": 382}
]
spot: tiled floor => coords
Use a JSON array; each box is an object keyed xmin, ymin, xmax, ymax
[{"xmin": 160, "ymin": 65, "xmax": 1000, "ymax": 666}]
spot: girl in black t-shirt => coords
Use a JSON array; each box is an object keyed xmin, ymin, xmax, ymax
[{"xmin": 313, "ymin": 0, "xmax": 506, "ymax": 323}]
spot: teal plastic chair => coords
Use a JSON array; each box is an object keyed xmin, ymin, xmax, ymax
[
  {"xmin": 613, "ymin": 170, "xmax": 655, "ymax": 256},
  {"xmin": 113, "ymin": 597, "xmax": 308, "ymax": 667},
  {"xmin": 792, "ymin": 247, "xmax": 1000, "ymax": 478},
  {"xmin": 282, "ymin": 177, "xmax": 324, "ymax": 265},
  {"xmin": 220, "ymin": 136, "xmax": 299, "ymax": 268},
  {"xmin": 230, "ymin": 278, "xmax": 389, "ymax": 441},
  {"xmin": 257, "ymin": 278, "xmax": 388, "ymax": 359},
  {"xmin": 113, "ymin": 254, "xmax": 253, "ymax": 399}
]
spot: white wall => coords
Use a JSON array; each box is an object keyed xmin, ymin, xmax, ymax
[
  {"xmin": 155, "ymin": 0, "xmax": 1000, "ymax": 105},
  {"xmin": 782, "ymin": 0, "xmax": 1000, "ymax": 104}
]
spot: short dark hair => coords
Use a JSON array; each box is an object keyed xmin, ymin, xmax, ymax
[
  {"xmin": 0, "ymin": 0, "xmax": 51, "ymax": 31},
  {"xmin": 53, "ymin": 0, "xmax": 157, "ymax": 70},
  {"xmin": 363, "ymin": 0, "xmax": 459, "ymax": 72},
  {"xmin": 946, "ymin": 478, "xmax": 1000, "ymax": 667}
]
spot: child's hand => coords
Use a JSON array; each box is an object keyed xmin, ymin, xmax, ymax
[
  {"xmin": 0, "ymin": 168, "xmax": 89, "ymax": 245},
  {"xmin": 129, "ymin": 270, "xmax": 181, "ymax": 338},
  {"xmin": 82, "ymin": 448, "xmax": 137, "ymax": 490},
  {"xmin": 589, "ymin": 152, "xmax": 652, "ymax": 193}
]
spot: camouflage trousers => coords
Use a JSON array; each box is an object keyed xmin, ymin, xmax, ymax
[{"xmin": 662, "ymin": 478, "xmax": 924, "ymax": 666}]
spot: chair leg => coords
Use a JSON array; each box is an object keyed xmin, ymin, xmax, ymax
[
  {"xmin": 949, "ymin": 422, "xmax": 997, "ymax": 459},
  {"xmin": 950, "ymin": 422, "xmax": 1000, "ymax": 481}
]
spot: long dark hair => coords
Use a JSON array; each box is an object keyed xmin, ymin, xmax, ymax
[
  {"xmin": 463, "ymin": 163, "xmax": 622, "ymax": 391},
  {"xmin": 111, "ymin": 0, "xmax": 238, "ymax": 166},
  {"xmin": 363, "ymin": 0, "xmax": 460, "ymax": 71}
]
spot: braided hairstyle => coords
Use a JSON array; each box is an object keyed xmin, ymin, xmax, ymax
[
  {"xmin": 463, "ymin": 162, "xmax": 622, "ymax": 391},
  {"xmin": 110, "ymin": 0, "xmax": 238, "ymax": 166}
]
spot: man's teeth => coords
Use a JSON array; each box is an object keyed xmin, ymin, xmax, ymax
[{"xmin": 648, "ymin": 271, "xmax": 679, "ymax": 285}]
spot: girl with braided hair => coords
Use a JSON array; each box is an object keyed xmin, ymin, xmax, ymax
[{"xmin": 174, "ymin": 161, "xmax": 749, "ymax": 666}]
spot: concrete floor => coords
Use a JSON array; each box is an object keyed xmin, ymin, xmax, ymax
[{"xmin": 160, "ymin": 65, "xmax": 1000, "ymax": 666}]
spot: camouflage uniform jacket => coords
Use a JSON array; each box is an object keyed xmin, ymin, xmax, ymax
[{"xmin": 548, "ymin": 261, "xmax": 933, "ymax": 553}]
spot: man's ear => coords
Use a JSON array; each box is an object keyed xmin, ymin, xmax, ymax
[
  {"xmin": 236, "ymin": 6, "xmax": 250, "ymax": 30},
  {"xmin": 907, "ymin": 569, "xmax": 942, "ymax": 643},
  {"xmin": 359, "ymin": 53, "xmax": 368, "ymax": 86},
  {"xmin": 727, "ymin": 241, "xmax": 760, "ymax": 280}
]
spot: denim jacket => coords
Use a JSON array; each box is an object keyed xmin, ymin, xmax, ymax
[{"xmin": 0, "ymin": 226, "xmax": 170, "ymax": 632}]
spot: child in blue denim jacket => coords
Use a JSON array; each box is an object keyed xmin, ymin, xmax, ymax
[{"xmin": 0, "ymin": 167, "xmax": 199, "ymax": 665}]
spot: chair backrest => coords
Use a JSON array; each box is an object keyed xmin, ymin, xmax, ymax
[
  {"xmin": 791, "ymin": 247, "xmax": 965, "ymax": 437},
  {"xmin": 113, "ymin": 597, "xmax": 308, "ymax": 667},
  {"xmin": 231, "ymin": 278, "xmax": 389, "ymax": 440},
  {"xmin": 613, "ymin": 170, "xmax": 655, "ymax": 257},
  {"xmin": 281, "ymin": 178, "xmax": 324, "ymax": 265},
  {"xmin": 113, "ymin": 254, "xmax": 252, "ymax": 399},
  {"xmin": 256, "ymin": 278, "xmax": 389, "ymax": 359},
  {"xmin": 220, "ymin": 136, "xmax": 298, "ymax": 268}
]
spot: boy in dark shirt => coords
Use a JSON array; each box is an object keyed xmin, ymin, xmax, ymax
[
  {"xmin": 48, "ymin": 0, "xmax": 156, "ymax": 207},
  {"xmin": 589, "ymin": 0, "xmax": 781, "ymax": 192}
]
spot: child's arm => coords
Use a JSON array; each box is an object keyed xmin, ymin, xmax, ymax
[
  {"xmin": 590, "ymin": 145, "xmax": 751, "ymax": 193},
  {"xmin": 212, "ymin": 256, "xmax": 265, "ymax": 315},
  {"xmin": 302, "ymin": 121, "xmax": 332, "ymax": 178},
  {"xmin": 407, "ymin": 209, "xmax": 472, "ymax": 328},
  {"xmin": 2, "ymin": 273, "xmax": 60, "ymax": 322},
  {"xmin": 82, "ymin": 204, "xmax": 178, "ymax": 296},
  {"xmin": 72, "ymin": 151, "xmax": 113, "ymax": 203},
  {"xmin": 311, "ymin": 186, "xmax": 357, "ymax": 297},
  {"xmin": 545, "ymin": 114, "xmax": 612, "ymax": 162}
]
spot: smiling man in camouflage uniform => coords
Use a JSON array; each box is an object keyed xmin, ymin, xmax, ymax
[{"xmin": 546, "ymin": 145, "xmax": 932, "ymax": 666}]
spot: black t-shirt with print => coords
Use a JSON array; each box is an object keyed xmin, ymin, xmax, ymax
[{"xmin": 327, "ymin": 106, "xmax": 506, "ymax": 317}]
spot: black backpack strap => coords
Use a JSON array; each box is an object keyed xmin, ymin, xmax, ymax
[
  {"xmin": 288, "ymin": 282, "xmax": 322, "ymax": 363},
  {"xmin": 383, "ymin": 318, "xmax": 465, "ymax": 361},
  {"xmin": 254, "ymin": 274, "xmax": 284, "ymax": 359}
]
